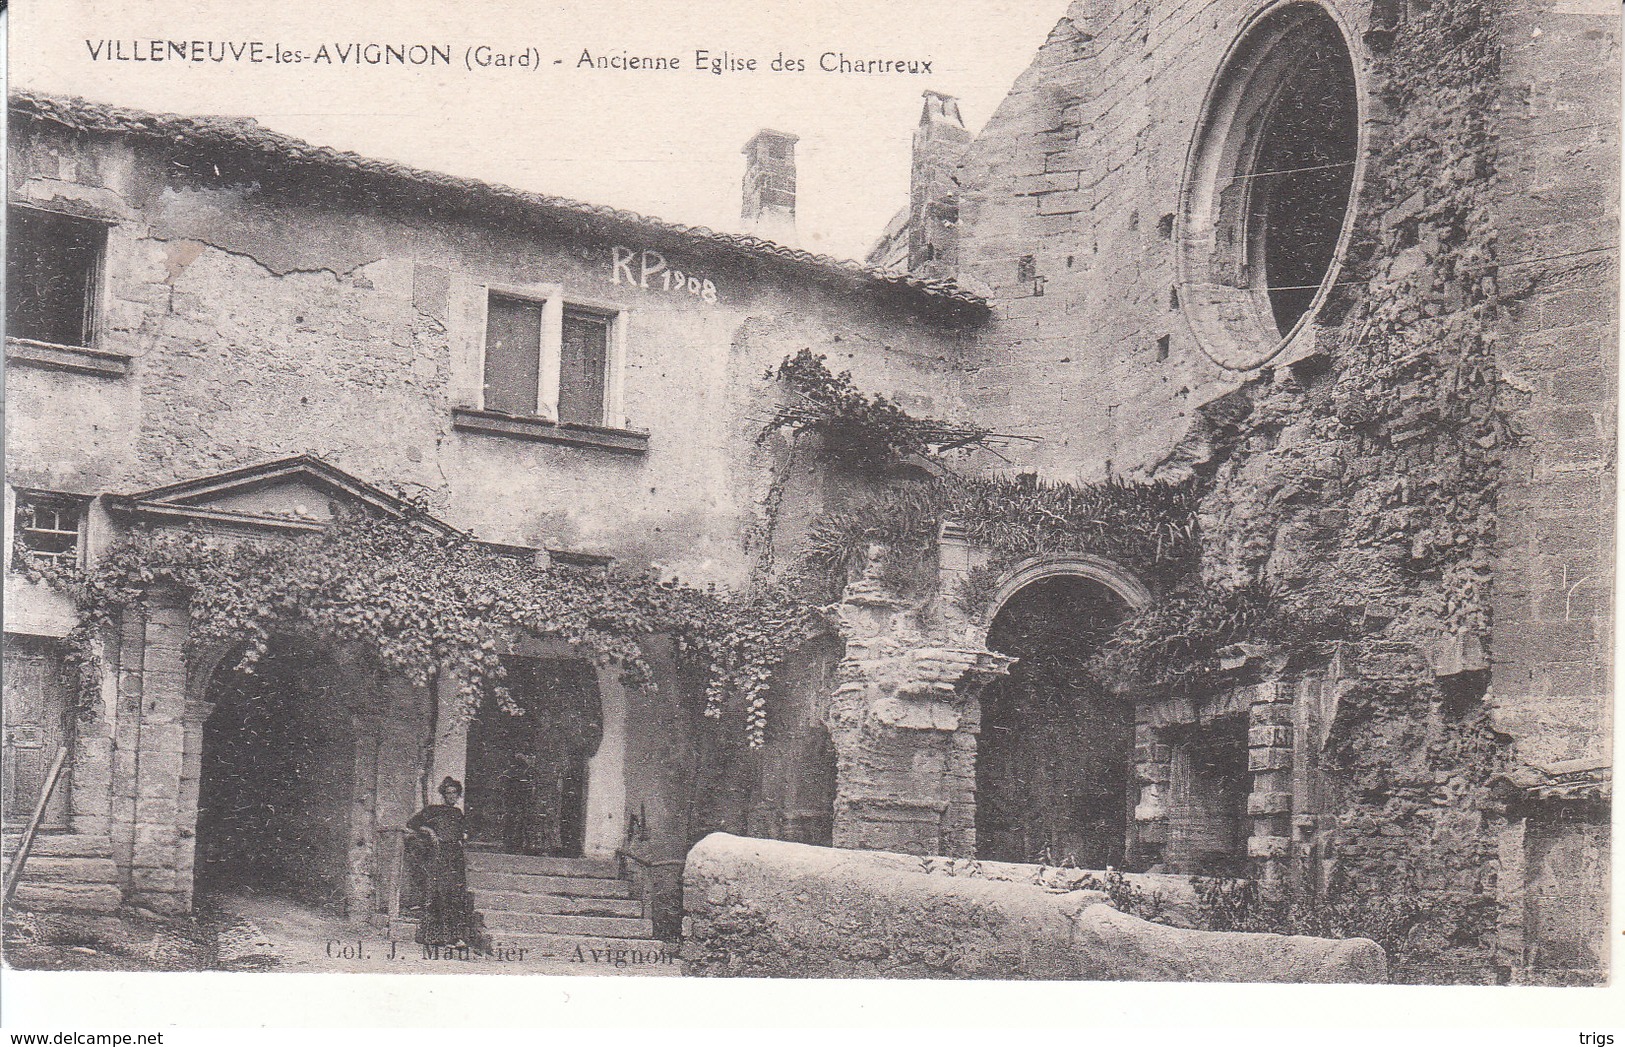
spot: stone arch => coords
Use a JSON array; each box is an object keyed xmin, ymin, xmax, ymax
[
  {"xmin": 974, "ymin": 554, "xmax": 1151, "ymax": 868},
  {"xmin": 982, "ymin": 552, "xmax": 1152, "ymax": 628},
  {"xmin": 192, "ymin": 635, "xmax": 360, "ymax": 905}
]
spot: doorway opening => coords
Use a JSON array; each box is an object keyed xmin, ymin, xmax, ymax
[
  {"xmin": 464, "ymin": 657, "xmax": 602, "ymax": 857},
  {"xmin": 194, "ymin": 640, "xmax": 355, "ymax": 906},
  {"xmin": 976, "ymin": 575, "xmax": 1134, "ymax": 868},
  {"xmin": 1164, "ymin": 719, "xmax": 1251, "ymax": 876}
]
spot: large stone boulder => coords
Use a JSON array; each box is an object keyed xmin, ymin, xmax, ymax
[{"xmin": 683, "ymin": 833, "xmax": 1387, "ymax": 982}]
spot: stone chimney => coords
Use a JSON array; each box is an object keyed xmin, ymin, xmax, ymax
[
  {"xmin": 908, "ymin": 91, "xmax": 970, "ymax": 278},
  {"xmin": 741, "ymin": 129, "xmax": 799, "ymax": 244}
]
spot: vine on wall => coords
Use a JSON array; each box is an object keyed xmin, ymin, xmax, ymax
[
  {"xmin": 759, "ymin": 349, "xmax": 1002, "ymax": 465},
  {"xmin": 24, "ymin": 512, "xmax": 824, "ymax": 747},
  {"xmin": 789, "ymin": 472, "xmax": 1201, "ymax": 609}
]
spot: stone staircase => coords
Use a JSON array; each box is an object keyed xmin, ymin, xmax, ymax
[
  {"xmin": 2, "ymin": 833, "xmax": 123, "ymax": 914},
  {"xmin": 392, "ymin": 851, "xmax": 676, "ymax": 969}
]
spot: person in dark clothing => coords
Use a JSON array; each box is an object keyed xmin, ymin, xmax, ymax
[{"xmin": 405, "ymin": 777, "xmax": 476, "ymax": 949}]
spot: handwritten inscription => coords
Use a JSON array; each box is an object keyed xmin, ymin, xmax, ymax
[{"xmin": 611, "ymin": 246, "xmax": 718, "ymax": 304}]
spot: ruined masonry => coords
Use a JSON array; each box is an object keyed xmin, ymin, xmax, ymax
[{"xmin": 4, "ymin": 0, "xmax": 1617, "ymax": 985}]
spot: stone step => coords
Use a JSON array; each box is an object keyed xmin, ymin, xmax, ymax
[
  {"xmin": 470, "ymin": 890, "xmax": 642, "ymax": 917},
  {"xmin": 478, "ymin": 911, "xmax": 655, "ymax": 939},
  {"xmin": 480, "ymin": 932, "xmax": 680, "ymax": 967},
  {"xmin": 466, "ymin": 871, "xmax": 632, "ymax": 898},
  {"xmin": 2, "ymin": 833, "xmax": 115, "ymax": 860},
  {"xmin": 11, "ymin": 882, "xmax": 122, "ymax": 914},
  {"xmin": 464, "ymin": 852, "xmax": 620, "ymax": 878},
  {"xmin": 7, "ymin": 856, "xmax": 121, "ymax": 884}
]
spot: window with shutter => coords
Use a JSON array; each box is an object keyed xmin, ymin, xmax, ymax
[
  {"xmin": 483, "ymin": 294, "xmax": 545, "ymax": 416},
  {"xmin": 559, "ymin": 308, "xmax": 610, "ymax": 426}
]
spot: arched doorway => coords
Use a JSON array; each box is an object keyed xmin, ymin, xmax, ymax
[
  {"xmin": 976, "ymin": 572, "xmax": 1137, "ymax": 868},
  {"xmin": 194, "ymin": 640, "xmax": 356, "ymax": 906},
  {"xmin": 463, "ymin": 657, "xmax": 603, "ymax": 857}
]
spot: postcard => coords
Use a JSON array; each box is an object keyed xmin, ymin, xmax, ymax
[{"xmin": 2, "ymin": 0, "xmax": 1620, "ymax": 1034}]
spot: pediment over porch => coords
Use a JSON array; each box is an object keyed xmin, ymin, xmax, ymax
[{"xmin": 105, "ymin": 454, "xmax": 462, "ymax": 538}]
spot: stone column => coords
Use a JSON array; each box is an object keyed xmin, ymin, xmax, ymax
[
  {"xmin": 429, "ymin": 674, "xmax": 468, "ymax": 801},
  {"xmin": 173, "ymin": 696, "xmax": 214, "ymax": 907},
  {"xmin": 582, "ymin": 666, "xmax": 629, "ymax": 857},
  {"xmin": 1130, "ymin": 719, "xmax": 1172, "ymax": 868},
  {"xmin": 827, "ymin": 552, "xmax": 1011, "ymax": 857},
  {"xmin": 68, "ymin": 630, "xmax": 120, "ymax": 837},
  {"xmin": 348, "ymin": 704, "xmax": 383, "ymax": 917},
  {"xmin": 109, "ymin": 605, "xmax": 146, "ymax": 892},
  {"xmin": 127, "ymin": 589, "xmax": 193, "ymax": 913},
  {"xmin": 1246, "ymin": 681, "xmax": 1295, "ymax": 894}
]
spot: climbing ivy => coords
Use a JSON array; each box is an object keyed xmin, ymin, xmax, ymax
[
  {"xmin": 22, "ymin": 512, "xmax": 826, "ymax": 747},
  {"xmin": 1094, "ymin": 582, "xmax": 1352, "ymax": 697},
  {"xmin": 789, "ymin": 472, "xmax": 1200, "ymax": 609}
]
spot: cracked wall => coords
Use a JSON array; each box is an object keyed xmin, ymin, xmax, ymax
[{"xmin": 5, "ymin": 117, "xmax": 973, "ymax": 591}]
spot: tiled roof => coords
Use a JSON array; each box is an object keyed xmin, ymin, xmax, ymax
[{"xmin": 10, "ymin": 91, "xmax": 989, "ymax": 316}]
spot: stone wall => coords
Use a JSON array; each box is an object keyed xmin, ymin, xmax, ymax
[
  {"xmin": 3, "ymin": 105, "xmax": 981, "ymax": 908},
  {"xmin": 6, "ymin": 113, "xmax": 973, "ymax": 590},
  {"xmin": 949, "ymin": 0, "xmax": 1615, "ymax": 984}
]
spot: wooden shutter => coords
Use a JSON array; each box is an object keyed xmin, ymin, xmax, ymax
[
  {"xmin": 558, "ymin": 308, "xmax": 609, "ymax": 426},
  {"xmin": 483, "ymin": 294, "xmax": 543, "ymax": 415}
]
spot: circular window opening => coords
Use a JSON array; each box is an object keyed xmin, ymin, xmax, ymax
[{"xmin": 1177, "ymin": 3, "xmax": 1361, "ymax": 371}]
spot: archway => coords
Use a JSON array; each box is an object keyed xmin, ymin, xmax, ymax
[
  {"xmin": 193, "ymin": 640, "xmax": 356, "ymax": 906},
  {"xmin": 463, "ymin": 656, "xmax": 603, "ymax": 858},
  {"xmin": 976, "ymin": 571, "xmax": 1138, "ymax": 868}
]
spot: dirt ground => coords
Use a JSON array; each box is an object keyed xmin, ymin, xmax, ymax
[{"xmin": 3, "ymin": 891, "xmax": 681, "ymax": 977}]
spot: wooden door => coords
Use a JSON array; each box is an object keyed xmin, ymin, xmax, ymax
[{"xmin": 2, "ymin": 635, "xmax": 73, "ymax": 829}]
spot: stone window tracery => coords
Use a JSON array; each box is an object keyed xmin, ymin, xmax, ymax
[{"xmin": 1177, "ymin": 3, "xmax": 1362, "ymax": 370}]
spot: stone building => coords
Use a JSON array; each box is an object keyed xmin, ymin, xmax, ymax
[
  {"xmin": 1, "ymin": 90, "xmax": 978, "ymax": 949},
  {"xmin": 3, "ymin": 0, "xmax": 1617, "ymax": 986},
  {"xmin": 847, "ymin": 0, "xmax": 1615, "ymax": 984}
]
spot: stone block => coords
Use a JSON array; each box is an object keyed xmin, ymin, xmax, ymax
[
  {"xmin": 12, "ymin": 882, "xmax": 123, "ymax": 914},
  {"xmin": 1248, "ymin": 725, "xmax": 1292, "ymax": 748},
  {"xmin": 1247, "ymin": 791, "xmax": 1294, "ymax": 815},
  {"xmin": 683, "ymin": 834, "xmax": 1386, "ymax": 982},
  {"xmin": 1248, "ymin": 747, "xmax": 1293, "ymax": 772},
  {"xmin": 1247, "ymin": 835, "xmax": 1292, "ymax": 859}
]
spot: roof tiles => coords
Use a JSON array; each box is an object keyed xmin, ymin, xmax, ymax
[{"xmin": 9, "ymin": 90, "xmax": 988, "ymax": 316}]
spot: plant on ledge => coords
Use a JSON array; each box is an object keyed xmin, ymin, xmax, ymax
[
  {"xmin": 1092, "ymin": 581, "xmax": 1352, "ymax": 697},
  {"xmin": 788, "ymin": 472, "xmax": 1202, "ymax": 607},
  {"xmin": 759, "ymin": 349, "xmax": 1002, "ymax": 465}
]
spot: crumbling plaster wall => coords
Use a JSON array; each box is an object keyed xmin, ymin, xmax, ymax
[
  {"xmin": 951, "ymin": 0, "xmax": 1615, "ymax": 983},
  {"xmin": 5, "ymin": 118, "xmax": 974, "ymax": 590}
]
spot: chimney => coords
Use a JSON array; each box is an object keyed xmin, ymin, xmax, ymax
[
  {"xmin": 907, "ymin": 91, "xmax": 970, "ymax": 278},
  {"xmin": 741, "ymin": 129, "xmax": 799, "ymax": 244}
]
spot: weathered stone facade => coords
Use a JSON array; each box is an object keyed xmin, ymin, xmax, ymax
[
  {"xmin": 905, "ymin": 0, "xmax": 1609, "ymax": 984},
  {"xmin": 4, "ymin": 0, "xmax": 1615, "ymax": 985},
  {"xmin": 2, "ymin": 94, "xmax": 975, "ymax": 925}
]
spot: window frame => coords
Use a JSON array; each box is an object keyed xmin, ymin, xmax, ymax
[
  {"xmin": 476, "ymin": 283, "xmax": 629, "ymax": 429},
  {"xmin": 1174, "ymin": 1, "xmax": 1364, "ymax": 372},
  {"xmin": 8, "ymin": 488, "xmax": 91, "ymax": 572},
  {"xmin": 6, "ymin": 203, "xmax": 112, "ymax": 352}
]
